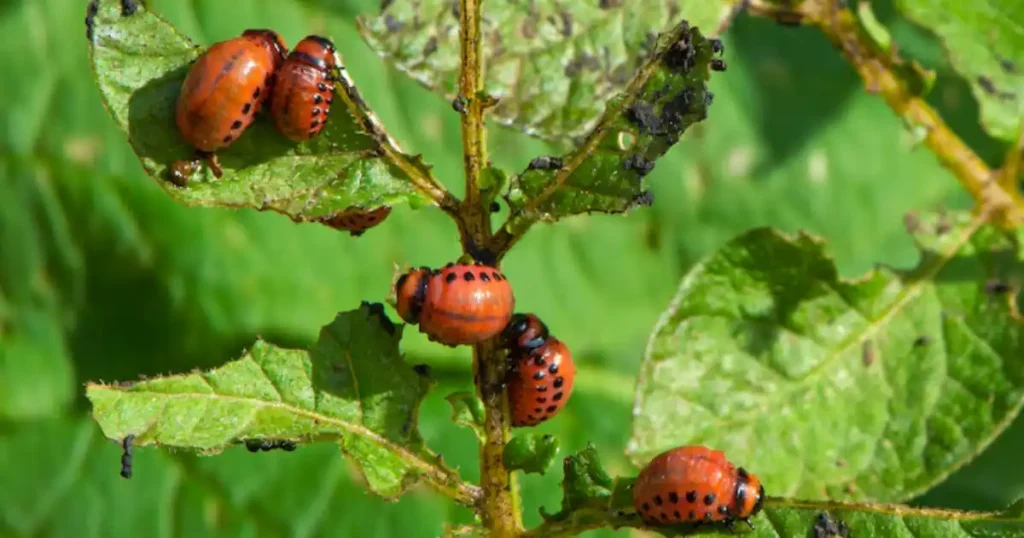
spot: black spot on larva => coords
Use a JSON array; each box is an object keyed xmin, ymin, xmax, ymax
[
  {"xmin": 480, "ymin": 272, "xmax": 491, "ymax": 282},
  {"xmin": 463, "ymin": 271, "xmax": 475, "ymax": 281},
  {"xmin": 704, "ymin": 493, "xmax": 716, "ymax": 505},
  {"xmin": 120, "ymin": 0, "xmax": 139, "ymax": 16},
  {"xmin": 534, "ymin": 407, "xmax": 543, "ymax": 413},
  {"xmin": 445, "ymin": 262, "xmax": 455, "ymax": 268},
  {"xmin": 533, "ymin": 356, "xmax": 545, "ymax": 367},
  {"xmin": 85, "ymin": 0, "xmax": 99, "ymax": 40},
  {"xmin": 527, "ymin": 414, "xmax": 535, "ymax": 421},
  {"xmin": 660, "ymin": 512, "xmax": 670, "ymax": 522},
  {"xmin": 674, "ymin": 510, "xmax": 682, "ymax": 519},
  {"xmin": 313, "ymin": 94, "xmax": 323, "ymax": 104},
  {"xmin": 536, "ymin": 397, "xmax": 547, "ymax": 403},
  {"xmin": 242, "ymin": 103, "xmax": 252, "ymax": 115},
  {"xmin": 642, "ymin": 502, "xmax": 651, "ymax": 512},
  {"xmin": 719, "ymin": 505, "xmax": 729, "ymax": 515},
  {"xmin": 253, "ymin": 86, "xmax": 261, "ymax": 99},
  {"xmin": 312, "ymin": 108, "xmax": 321, "ymax": 117},
  {"xmin": 527, "ymin": 156, "xmax": 563, "ymax": 170},
  {"xmin": 552, "ymin": 392, "xmax": 563, "ymax": 401},
  {"xmin": 535, "ymin": 385, "xmax": 548, "ymax": 392},
  {"xmin": 445, "ymin": 272, "xmax": 457, "ymax": 283},
  {"xmin": 985, "ymin": 279, "xmax": 1012, "ymax": 294},
  {"xmin": 222, "ymin": 134, "xmax": 233, "ymax": 144},
  {"xmin": 704, "ymin": 511, "xmax": 712, "ymax": 521},
  {"xmin": 548, "ymin": 363, "xmax": 559, "ymax": 374},
  {"xmin": 533, "ymin": 371, "xmax": 545, "ymax": 380},
  {"xmin": 546, "ymin": 405, "xmax": 557, "ymax": 412},
  {"xmin": 311, "ymin": 119, "xmax": 321, "ymax": 129},
  {"xmin": 654, "ymin": 495, "xmax": 663, "ymax": 506},
  {"xmin": 624, "ymin": 153, "xmax": 655, "ymax": 177},
  {"xmin": 318, "ymin": 82, "xmax": 329, "ymax": 92},
  {"xmin": 231, "ymin": 120, "xmax": 243, "ymax": 130},
  {"xmin": 553, "ymin": 377, "xmax": 564, "ymax": 388},
  {"xmin": 914, "ymin": 335, "xmax": 931, "ymax": 347},
  {"xmin": 492, "ymin": 271, "xmax": 501, "ymax": 280},
  {"xmin": 686, "ymin": 491, "xmax": 697, "ymax": 503},
  {"xmin": 688, "ymin": 510, "xmax": 696, "ymax": 519},
  {"xmin": 323, "ymin": 107, "xmax": 331, "ymax": 116},
  {"xmin": 326, "ymin": 97, "xmax": 333, "ymax": 105},
  {"xmin": 669, "ymin": 492, "xmax": 679, "ymax": 503}
]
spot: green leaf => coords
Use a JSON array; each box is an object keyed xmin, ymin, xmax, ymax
[
  {"xmin": 893, "ymin": 0, "xmax": 1024, "ymax": 142},
  {"xmin": 86, "ymin": 303, "xmax": 475, "ymax": 503},
  {"xmin": 445, "ymin": 391, "xmax": 485, "ymax": 443},
  {"xmin": 526, "ymin": 492, "xmax": 1024, "ymax": 537},
  {"xmin": 359, "ymin": 0, "xmax": 735, "ymax": 140},
  {"xmin": 629, "ymin": 211, "xmax": 1024, "ymax": 501},
  {"xmin": 503, "ymin": 433, "xmax": 560, "ymax": 476},
  {"xmin": 539, "ymin": 444, "xmax": 619, "ymax": 522},
  {"xmin": 87, "ymin": 0, "xmax": 438, "ymax": 219},
  {"xmin": 494, "ymin": 20, "xmax": 722, "ymax": 244}
]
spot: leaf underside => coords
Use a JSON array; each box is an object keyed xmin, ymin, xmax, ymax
[
  {"xmin": 86, "ymin": 303, "xmax": 455, "ymax": 499},
  {"xmin": 359, "ymin": 0, "xmax": 735, "ymax": 140},
  {"xmin": 629, "ymin": 211, "xmax": 1024, "ymax": 502},
  {"xmin": 87, "ymin": 0, "xmax": 431, "ymax": 220},
  {"xmin": 894, "ymin": 0, "xmax": 1024, "ymax": 142}
]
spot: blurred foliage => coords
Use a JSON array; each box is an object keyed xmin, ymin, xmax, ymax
[{"xmin": 1, "ymin": 0, "xmax": 1022, "ymax": 536}]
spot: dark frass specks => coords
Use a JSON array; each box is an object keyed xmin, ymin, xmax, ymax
[
  {"xmin": 85, "ymin": 0, "xmax": 99, "ymax": 40},
  {"xmin": 120, "ymin": 434, "xmax": 134, "ymax": 479},
  {"xmin": 245, "ymin": 439, "xmax": 298, "ymax": 452},
  {"xmin": 120, "ymin": 0, "xmax": 139, "ymax": 16},
  {"xmin": 527, "ymin": 156, "xmax": 564, "ymax": 171}
]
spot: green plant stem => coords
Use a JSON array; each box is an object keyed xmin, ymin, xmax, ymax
[
  {"xmin": 746, "ymin": 0, "xmax": 1024, "ymax": 228},
  {"xmin": 453, "ymin": 0, "xmax": 522, "ymax": 534},
  {"xmin": 473, "ymin": 340, "xmax": 524, "ymax": 537},
  {"xmin": 456, "ymin": 0, "xmax": 492, "ymax": 251}
]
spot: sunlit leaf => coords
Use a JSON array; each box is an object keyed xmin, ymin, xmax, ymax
[
  {"xmin": 86, "ymin": 303, "xmax": 474, "ymax": 502},
  {"xmin": 630, "ymin": 211, "xmax": 1024, "ymax": 501},
  {"xmin": 503, "ymin": 432, "xmax": 560, "ymax": 475},
  {"xmin": 360, "ymin": 0, "xmax": 735, "ymax": 140}
]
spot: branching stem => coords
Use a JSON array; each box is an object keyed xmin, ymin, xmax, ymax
[
  {"xmin": 454, "ymin": 0, "xmax": 523, "ymax": 535},
  {"xmin": 746, "ymin": 0, "xmax": 1024, "ymax": 227}
]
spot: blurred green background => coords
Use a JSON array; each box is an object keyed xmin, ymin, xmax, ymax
[{"xmin": 1, "ymin": 0, "xmax": 1022, "ymax": 536}]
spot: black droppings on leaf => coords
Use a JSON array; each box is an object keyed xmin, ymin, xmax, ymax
[
  {"xmin": 913, "ymin": 335, "xmax": 931, "ymax": 347},
  {"xmin": 978, "ymin": 76, "xmax": 999, "ymax": 95},
  {"xmin": 490, "ymin": 201, "xmax": 501, "ymax": 213},
  {"xmin": 361, "ymin": 301, "xmax": 396, "ymax": 335},
  {"xmin": 710, "ymin": 58, "xmax": 727, "ymax": 72},
  {"xmin": 813, "ymin": 512, "xmax": 850, "ymax": 538},
  {"xmin": 85, "ymin": 0, "xmax": 99, "ymax": 40},
  {"xmin": 626, "ymin": 101, "xmax": 661, "ymax": 135},
  {"xmin": 663, "ymin": 30, "xmax": 697, "ymax": 72},
  {"xmin": 624, "ymin": 153, "xmax": 655, "ymax": 177},
  {"xmin": 527, "ymin": 156, "xmax": 564, "ymax": 171},
  {"xmin": 452, "ymin": 96, "xmax": 467, "ymax": 113},
  {"xmin": 985, "ymin": 279, "xmax": 1012, "ymax": 294},
  {"xmin": 383, "ymin": 13, "xmax": 404, "ymax": 32},
  {"xmin": 997, "ymin": 55, "xmax": 1018, "ymax": 73},
  {"xmin": 423, "ymin": 36, "xmax": 439, "ymax": 58},
  {"xmin": 120, "ymin": 0, "xmax": 139, "ymax": 16},
  {"xmin": 710, "ymin": 39, "xmax": 724, "ymax": 55},
  {"xmin": 632, "ymin": 191, "xmax": 655, "ymax": 207},
  {"xmin": 413, "ymin": 364, "xmax": 433, "ymax": 378},
  {"xmin": 120, "ymin": 435, "xmax": 134, "ymax": 479}
]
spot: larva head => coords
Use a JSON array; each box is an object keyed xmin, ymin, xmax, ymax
[
  {"xmin": 241, "ymin": 28, "xmax": 288, "ymax": 65},
  {"xmin": 395, "ymin": 267, "xmax": 429, "ymax": 324},
  {"xmin": 733, "ymin": 467, "xmax": 765, "ymax": 520}
]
